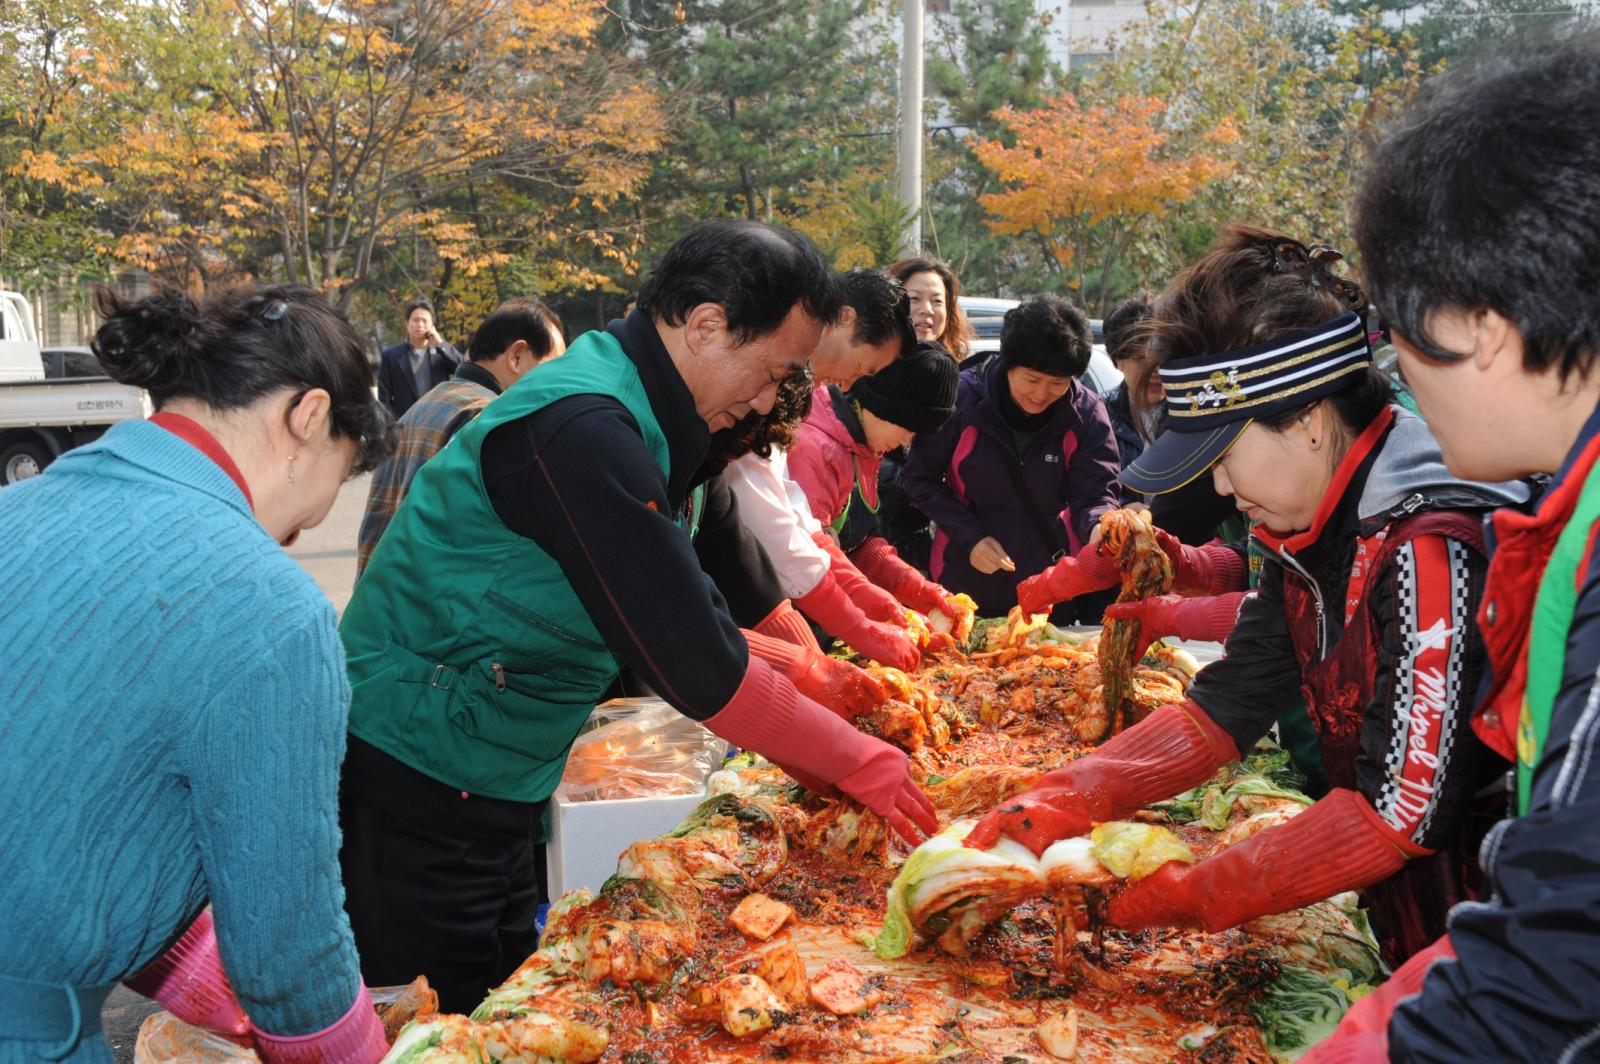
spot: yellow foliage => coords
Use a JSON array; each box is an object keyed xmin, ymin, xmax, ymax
[{"xmin": 974, "ymin": 92, "xmax": 1234, "ymax": 273}]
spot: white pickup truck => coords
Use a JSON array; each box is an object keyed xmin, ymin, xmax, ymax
[{"xmin": 0, "ymin": 289, "xmax": 149, "ymax": 485}]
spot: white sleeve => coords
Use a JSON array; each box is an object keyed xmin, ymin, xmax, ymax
[
  {"xmin": 777, "ymin": 450, "xmax": 826, "ymax": 537},
  {"xmin": 726, "ymin": 452, "xmax": 832, "ymax": 599}
]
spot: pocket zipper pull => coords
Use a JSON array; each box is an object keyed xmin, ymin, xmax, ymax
[{"xmin": 492, "ymin": 662, "xmax": 506, "ymax": 692}]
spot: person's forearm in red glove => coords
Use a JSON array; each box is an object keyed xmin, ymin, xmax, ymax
[
  {"xmin": 966, "ymin": 701, "xmax": 1240, "ymax": 855},
  {"xmin": 813, "ymin": 531, "xmax": 905, "ymax": 624},
  {"xmin": 1298, "ymin": 935, "xmax": 1456, "ymax": 1064},
  {"xmin": 1016, "ymin": 540, "xmax": 1123, "ymax": 617},
  {"xmin": 123, "ymin": 909, "xmax": 254, "ymax": 1047},
  {"xmin": 1102, "ymin": 592, "xmax": 1251, "ymax": 661},
  {"xmin": 752, "ymin": 599, "xmax": 823, "ymax": 651},
  {"xmin": 850, "ymin": 534, "xmax": 959, "ymax": 618},
  {"xmin": 1105, "ymin": 788, "xmax": 1427, "ymax": 933},
  {"xmin": 1154, "ymin": 529, "xmax": 1249, "ymax": 597},
  {"xmin": 744, "ymin": 627, "xmax": 888, "ymax": 720},
  {"xmin": 794, "ymin": 568, "xmax": 920, "ymax": 671},
  {"xmin": 705, "ymin": 653, "xmax": 939, "ymax": 845}
]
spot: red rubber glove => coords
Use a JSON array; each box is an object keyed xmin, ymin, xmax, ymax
[
  {"xmin": 705, "ymin": 656, "xmax": 939, "ymax": 845},
  {"xmin": 252, "ymin": 982, "xmax": 388, "ymax": 1064},
  {"xmin": 744, "ymin": 628, "xmax": 888, "ymax": 719},
  {"xmin": 1016, "ymin": 541, "xmax": 1122, "ymax": 617},
  {"xmin": 1105, "ymin": 789, "xmax": 1426, "ymax": 932},
  {"xmin": 123, "ymin": 909, "xmax": 254, "ymax": 1047},
  {"xmin": 794, "ymin": 571, "xmax": 919, "ymax": 671},
  {"xmin": 1298, "ymin": 936, "xmax": 1456, "ymax": 1064},
  {"xmin": 753, "ymin": 599, "xmax": 824, "ymax": 652},
  {"xmin": 851, "ymin": 535, "xmax": 959, "ymax": 617},
  {"xmin": 813, "ymin": 531, "xmax": 905, "ymax": 623},
  {"xmin": 966, "ymin": 701, "xmax": 1239, "ymax": 856},
  {"xmin": 1154, "ymin": 529, "xmax": 1250, "ymax": 596},
  {"xmin": 1101, "ymin": 592, "xmax": 1250, "ymax": 661}
]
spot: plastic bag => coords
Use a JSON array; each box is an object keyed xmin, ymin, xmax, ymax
[
  {"xmin": 134, "ymin": 980, "xmax": 436, "ymax": 1063},
  {"xmin": 556, "ymin": 697, "xmax": 728, "ymax": 802}
]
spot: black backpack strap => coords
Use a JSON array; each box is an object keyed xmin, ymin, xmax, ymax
[{"xmin": 1002, "ymin": 459, "xmax": 1067, "ymax": 562}]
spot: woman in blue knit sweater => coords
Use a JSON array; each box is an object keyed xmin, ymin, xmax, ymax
[{"xmin": 0, "ymin": 286, "xmax": 395, "ymax": 1063}]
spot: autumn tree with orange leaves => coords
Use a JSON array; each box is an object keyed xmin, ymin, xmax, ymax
[
  {"xmin": 973, "ymin": 93, "xmax": 1235, "ymax": 313},
  {"xmin": 7, "ymin": 0, "xmax": 661, "ymax": 318}
]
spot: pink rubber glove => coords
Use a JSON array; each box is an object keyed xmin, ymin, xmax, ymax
[
  {"xmin": 813, "ymin": 532, "xmax": 905, "ymax": 623},
  {"xmin": 744, "ymin": 628, "xmax": 889, "ymax": 720},
  {"xmin": 1154, "ymin": 529, "xmax": 1249, "ymax": 596},
  {"xmin": 795, "ymin": 571, "xmax": 920, "ymax": 671},
  {"xmin": 123, "ymin": 909, "xmax": 253, "ymax": 1047},
  {"xmin": 1105, "ymin": 789, "xmax": 1422, "ymax": 932},
  {"xmin": 752, "ymin": 599, "xmax": 824, "ymax": 652},
  {"xmin": 1101, "ymin": 592, "xmax": 1250, "ymax": 661},
  {"xmin": 851, "ymin": 535, "xmax": 959, "ymax": 618},
  {"xmin": 966, "ymin": 702, "xmax": 1239, "ymax": 856},
  {"xmin": 252, "ymin": 982, "xmax": 388, "ymax": 1064},
  {"xmin": 705, "ymin": 655, "xmax": 938, "ymax": 845},
  {"xmin": 1015, "ymin": 541, "xmax": 1122, "ymax": 617}
]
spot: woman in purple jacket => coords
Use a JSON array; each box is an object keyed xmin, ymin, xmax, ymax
[{"xmin": 902, "ymin": 294, "xmax": 1120, "ymax": 620}]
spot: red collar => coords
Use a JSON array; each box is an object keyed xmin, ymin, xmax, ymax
[
  {"xmin": 1253, "ymin": 405, "xmax": 1396, "ymax": 554},
  {"xmin": 1490, "ymin": 429, "xmax": 1600, "ymax": 554},
  {"xmin": 149, "ymin": 412, "xmax": 255, "ymax": 511}
]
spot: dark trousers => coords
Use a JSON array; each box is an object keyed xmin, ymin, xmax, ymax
[{"xmin": 339, "ymin": 737, "xmax": 547, "ymax": 1015}]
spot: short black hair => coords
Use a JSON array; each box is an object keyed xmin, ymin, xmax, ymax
[
  {"xmin": 635, "ymin": 221, "xmax": 843, "ymax": 344},
  {"xmin": 403, "ymin": 298, "xmax": 434, "ymax": 320},
  {"xmin": 1103, "ymin": 293, "xmax": 1153, "ymax": 364},
  {"xmin": 1355, "ymin": 29, "xmax": 1600, "ymax": 380},
  {"xmin": 468, "ymin": 298, "xmax": 563, "ymax": 363},
  {"xmin": 93, "ymin": 284, "xmax": 396, "ymax": 474},
  {"xmin": 999, "ymin": 294, "xmax": 1093, "ymax": 378},
  {"xmin": 841, "ymin": 269, "xmax": 916, "ymax": 360}
]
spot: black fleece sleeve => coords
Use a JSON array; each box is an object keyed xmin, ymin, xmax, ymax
[
  {"xmin": 479, "ymin": 396, "xmax": 747, "ymax": 719},
  {"xmin": 692, "ymin": 471, "xmax": 788, "ymax": 629},
  {"xmin": 1186, "ymin": 561, "xmax": 1307, "ymax": 754}
]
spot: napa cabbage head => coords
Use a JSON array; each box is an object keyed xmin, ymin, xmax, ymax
[{"xmin": 1088, "ymin": 821, "xmax": 1195, "ymax": 879}]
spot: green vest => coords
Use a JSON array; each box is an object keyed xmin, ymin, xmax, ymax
[
  {"xmin": 1519, "ymin": 454, "xmax": 1600, "ymax": 812},
  {"xmin": 341, "ymin": 330, "xmax": 671, "ymax": 803}
]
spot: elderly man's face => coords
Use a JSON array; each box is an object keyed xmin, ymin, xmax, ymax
[{"xmin": 685, "ymin": 304, "xmax": 821, "ymax": 431}]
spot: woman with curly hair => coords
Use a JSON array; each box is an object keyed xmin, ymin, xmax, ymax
[{"xmin": 699, "ymin": 371, "xmax": 890, "ymax": 721}]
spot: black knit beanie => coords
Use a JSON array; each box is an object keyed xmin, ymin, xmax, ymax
[{"xmin": 848, "ymin": 340, "xmax": 958, "ymax": 434}]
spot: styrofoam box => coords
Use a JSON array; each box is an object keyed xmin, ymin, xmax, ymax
[{"xmin": 545, "ymin": 788, "xmax": 713, "ymax": 898}]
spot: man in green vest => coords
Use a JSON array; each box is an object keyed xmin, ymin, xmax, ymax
[{"xmin": 337, "ymin": 221, "xmax": 939, "ymax": 1012}]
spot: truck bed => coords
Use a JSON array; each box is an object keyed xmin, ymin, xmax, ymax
[{"xmin": 0, "ymin": 376, "xmax": 149, "ymax": 429}]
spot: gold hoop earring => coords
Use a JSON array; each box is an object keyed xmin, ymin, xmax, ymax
[{"xmin": 287, "ymin": 454, "xmax": 297, "ymax": 483}]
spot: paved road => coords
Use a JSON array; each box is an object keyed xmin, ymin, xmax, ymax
[{"xmin": 101, "ymin": 475, "xmax": 372, "ymax": 1061}]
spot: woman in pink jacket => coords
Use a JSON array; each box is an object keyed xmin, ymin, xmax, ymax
[{"xmin": 789, "ymin": 342, "xmax": 967, "ymax": 644}]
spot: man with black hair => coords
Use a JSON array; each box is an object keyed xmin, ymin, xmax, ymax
[
  {"xmin": 724, "ymin": 268, "xmax": 928, "ymax": 667},
  {"xmin": 378, "ymin": 298, "xmax": 462, "ymax": 417},
  {"xmin": 807, "ymin": 268, "xmax": 918, "ymax": 389},
  {"xmin": 1100, "ymin": 293, "xmax": 1156, "ymax": 477},
  {"xmin": 356, "ymin": 298, "xmax": 566, "ymax": 575},
  {"xmin": 1302, "ymin": 31, "xmax": 1600, "ymax": 1064},
  {"xmin": 338, "ymin": 221, "xmax": 938, "ymax": 1012},
  {"xmin": 903, "ymin": 293, "xmax": 1120, "ymax": 619}
]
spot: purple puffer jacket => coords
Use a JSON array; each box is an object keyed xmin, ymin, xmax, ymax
[{"xmin": 902, "ymin": 357, "xmax": 1120, "ymax": 614}]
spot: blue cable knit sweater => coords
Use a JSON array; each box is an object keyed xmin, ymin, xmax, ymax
[{"xmin": 0, "ymin": 420, "xmax": 361, "ymax": 1062}]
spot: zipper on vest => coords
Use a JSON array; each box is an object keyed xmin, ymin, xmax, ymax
[
  {"xmin": 1277, "ymin": 545, "xmax": 1328, "ymax": 657},
  {"xmin": 492, "ymin": 662, "xmax": 506, "ymax": 692}
]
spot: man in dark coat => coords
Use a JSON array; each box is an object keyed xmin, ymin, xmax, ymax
[{"xmin": 378, "ymin": 298, "xmax": 462, "ymax": 418}]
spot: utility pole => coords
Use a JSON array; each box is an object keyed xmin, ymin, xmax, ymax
[{"xmin": 897, "ymin": 0, "xmax": 924, "ymax": 257}]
